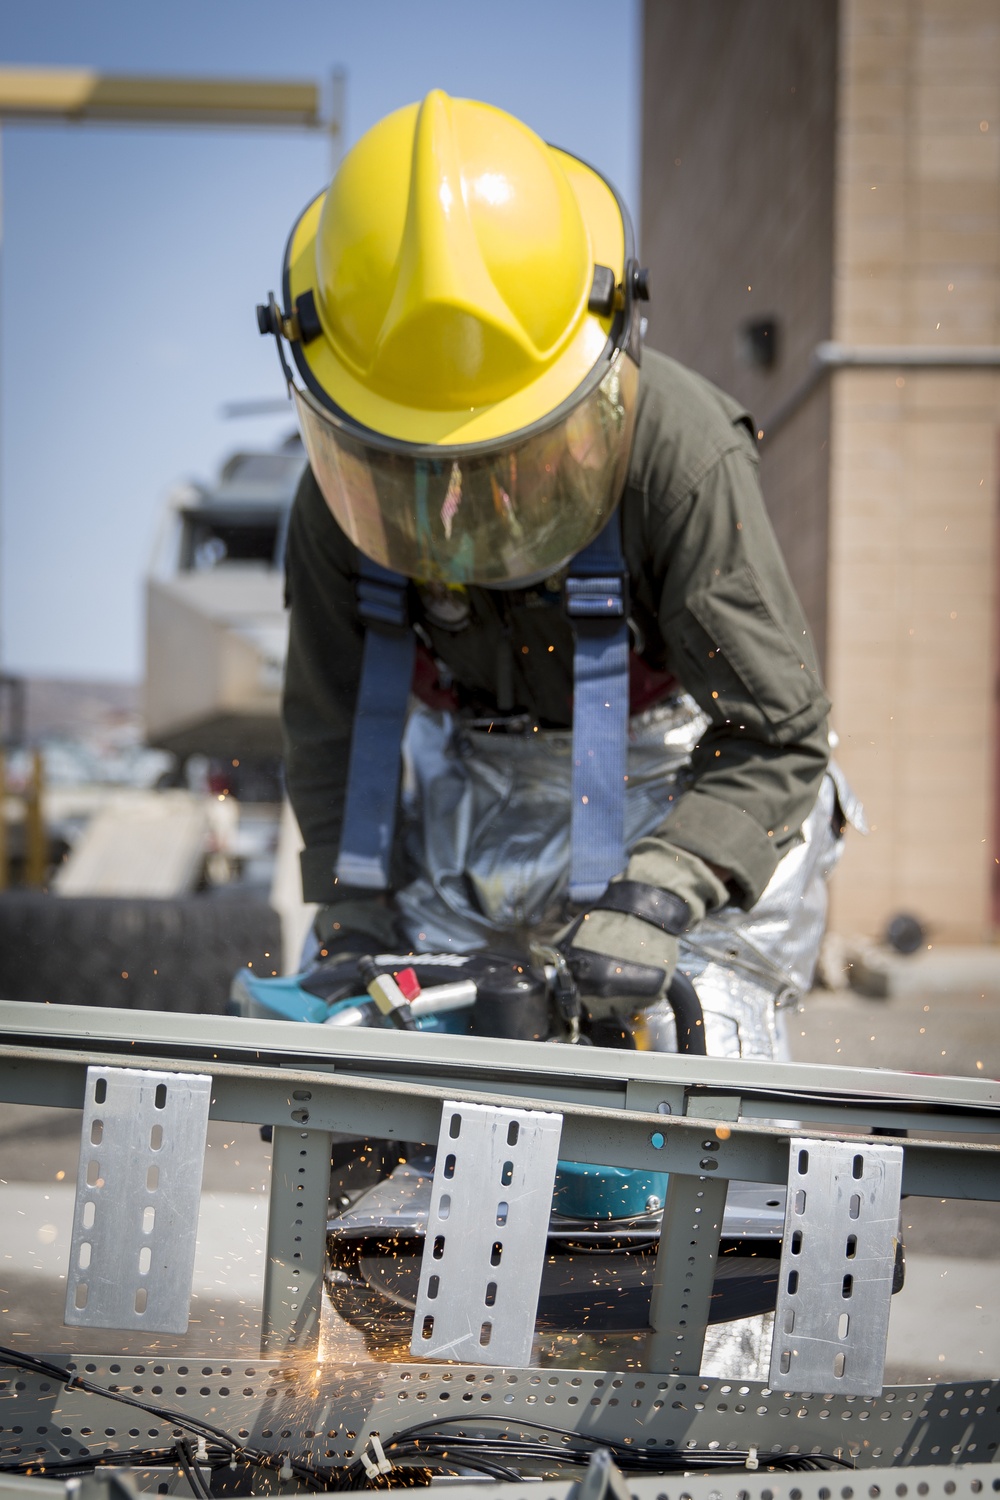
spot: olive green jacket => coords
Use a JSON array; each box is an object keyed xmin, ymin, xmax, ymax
[{"xmin": 282, "ymin": 349, "xmax": 830, "ymax": 912}]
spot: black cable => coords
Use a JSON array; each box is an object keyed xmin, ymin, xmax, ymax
[
  {"xmin": 0, "ymin": 1346, "xmax": 339, "ymax": 1492},
  {"xmin": 406, "ymin": 1436, "xmax": 786, "ymax": 1474},
  {"xmin": 666, "ymin": 969, "xmax": 708, "ymax": 1056},
  {"xmin": 380, "ymin": 1416, "xmax": 854, "ymax": 1473},
  {"xmin": 176, "ymin": 1437, "xmax": 215, "ymax": 1500},
  {"xmin": 420, "ymin": 1438, "xmax": 850, "ymax": 1475},
  {"xmin": 0, "ymin": 1345, "xmax": 237, "ymax": 1454},
  {"xmin": 0, "ymin": 1448, "xmax": 209, "ymax": 1478}
]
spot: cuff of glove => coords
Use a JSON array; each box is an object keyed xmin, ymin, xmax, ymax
[
  {"xmin": 624, "ymin": 842, "xmax": 730, "ymax": 925},
  {"xmin": 585, "ymin": 879, "xmax": 691, "ymax": 935},
  {"xmin": 562, "ymin": 881, "xmax": 684, "ymax": 1005}
]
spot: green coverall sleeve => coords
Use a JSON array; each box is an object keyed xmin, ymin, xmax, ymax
[
  {"xmin": 627, "ymin": 437, "xmax": 831, "ymax": 909},
  {"xmin": 281, "ymin": 467, "xmax": 367, "ymax": 904}
]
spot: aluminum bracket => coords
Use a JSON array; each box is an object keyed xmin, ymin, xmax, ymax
[
  {"xmin": 64, "ymin": 1065, "xmax": 211, "ymax": 1334},
  {"xmin": 769, "ymin": 1136, "xmax": 903, "ymax": 1396},
  {"xmin": 410, "ymin": 1099, "xmax": 562, "ymax": 1365}
]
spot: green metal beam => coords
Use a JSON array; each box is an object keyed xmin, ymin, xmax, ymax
[{"xmin": 2, "ymin": 1000, "xmax": 997, "ymax": 1134}]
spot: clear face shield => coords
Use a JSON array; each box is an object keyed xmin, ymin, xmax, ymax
[{"xmin": 290, "ymin": 347, "xmax": 639, "ymax": 587}]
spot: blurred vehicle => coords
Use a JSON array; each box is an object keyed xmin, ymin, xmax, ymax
[
  {"xmin": 0, "ymin": 443, "xmax": 305, "ymax": 1012},
  {"xmin": 144, "ymin": 435, "xmax": 305, "ymax": 774}
]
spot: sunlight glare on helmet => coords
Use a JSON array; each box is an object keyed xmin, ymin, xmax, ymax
[{"xmin": 473, "ymin": 172, "xmax": 513, "ymax": 207}]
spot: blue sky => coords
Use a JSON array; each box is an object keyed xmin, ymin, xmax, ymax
[{"xmin": 0, "ymin": 0, "xmax": 641, "ymax": 680}]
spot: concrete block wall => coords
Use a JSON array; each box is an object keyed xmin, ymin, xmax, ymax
[{"xmin": 827, "ymin": 0, "xmax": 1000, "ymax": 939}]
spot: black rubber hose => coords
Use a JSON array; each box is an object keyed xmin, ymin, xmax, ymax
[{"xmin": 665, "ymin": 969, "xmax": 706, "ymax": 1054}]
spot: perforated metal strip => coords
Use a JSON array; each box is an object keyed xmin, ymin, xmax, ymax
[
  {"xmin": 1, "ymin": 1362, "xmax": 997, "ymax": 1469},
  {"xmin": 410, "ymin": 1100, "xmax": 562, "ymax": 1365},
  {"xmin": 769, "ymin": 1137, "xmax": 903, "ymax": 1397},
  {"xmin": 64, "ymin": 1066, "xmax": 211, "ymax": 1335}
]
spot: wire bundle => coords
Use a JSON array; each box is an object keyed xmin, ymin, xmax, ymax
[
  {"xmin": 341, "ymin": 1418, "xmax": 853, "ymax": 1488},
  {"xmin": 1, "ymin": 1345, "xmax": 852, "ymax": 1492},
  {"xmin": 0, "ymin": 1346, "xmax": 331, "ymax": 1491}
]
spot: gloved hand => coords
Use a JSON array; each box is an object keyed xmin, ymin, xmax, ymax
[
  {"xmin": 562, "ymin": 845, "xmax": 729, "ymax": 1027},
  {"xmin": 299, "ymin": 894, "xmax": 406, "ymax": 1005},
  {"xmin": 314, "ymin": 893, "xmax": 402, "ymax": 960}
]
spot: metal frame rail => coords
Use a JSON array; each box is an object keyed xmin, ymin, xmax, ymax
[
  {"xmin": 287, "ymin": 1471, "xmax": 1000, "ymax": 1500},
  {"xmin": 1, "ymin": 1000, "xmax": 999, "ymax": 1493},
  {"xmin": 2, "ymin": 1463, "xmax": 1000, "ymax": 1500}
]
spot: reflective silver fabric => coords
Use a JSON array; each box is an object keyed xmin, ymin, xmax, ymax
[
  {"xmin": 647, "ymin": 771, "xmax": 847, "ymax": 1062},
  {"xmin": 701, "ymin": 1311, "xmax": 774, "ymax": 1383},
  {"xmin": 397, "ymin": 695, "xmax": 706, "ymax": 950},
  {"xmin": 397, "ymin": 695, "xmax": 849, "ymax": 1060}
]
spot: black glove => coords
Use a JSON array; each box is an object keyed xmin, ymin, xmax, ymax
[
  {"xmin": 562, "ymin": 880, "xmax": 692, "ymax": 1023},
  {"xmin": 313, "ymin": 894, "xmax": 402, "ymax": 959}
]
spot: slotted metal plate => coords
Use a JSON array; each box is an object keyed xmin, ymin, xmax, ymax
[
  {"xmin": 410, "ymin": 1100, "xmax": 562, "ymax": 1365},
  {"xmin": 769, "ymin": 1136, "xmax": 903, "ymax": 1396},
  {"xmin": 64, "ymin": 1065, "xmax": 212, "ymax": 1333}
]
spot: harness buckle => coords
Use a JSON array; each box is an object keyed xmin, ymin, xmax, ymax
[
  {"xmin": 356, "ymin": 575, "xmax": 409, "ymax": 631},
  {"xmin": 564, "ymin": 573, "xmax": 628, "ymax": 620}
]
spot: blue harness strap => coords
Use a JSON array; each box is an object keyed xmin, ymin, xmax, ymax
[
  {"xmin": 564, "ymin": 514, "xmax": 630, "ymax": 904},
  {"xmin": 335, "ymin": 556, "xmax": 415, "ymax": 890}
]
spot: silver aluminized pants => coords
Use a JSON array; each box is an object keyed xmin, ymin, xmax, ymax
[{"xmin": 396, "ymin": 695, "xmax": 850, "ymax": 1061}]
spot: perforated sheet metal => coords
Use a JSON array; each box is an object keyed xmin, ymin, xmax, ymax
[
  {"xmin": 1, "ymin": 1361, "xmax": 997, "ymax": 1471},
  {"xmin": 329, "ymin": 1469, "xmax": 1000, "ymax": 1500},
  {"xmin": 64, "ymin": 1066, "xmax": 212, "ymax": 1334},
  {"xmin": 0, "ymin": 1463, "xmax": 995, "ymax": 1500},
  {"xmin": 770, "ymin": 1139, "xmax": 903, "ymax": 1397},
  {"xmin": 411, "ymin": 1101, "xmax": 562, "ymax": 1365}
]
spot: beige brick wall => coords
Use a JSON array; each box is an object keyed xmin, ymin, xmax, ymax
[{"xmin": 828, "ymin": 0, "xmax": 1000, "ymax": 938}]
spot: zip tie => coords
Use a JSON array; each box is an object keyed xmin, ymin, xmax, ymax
[
  {"xmin": 279, "ymin": 1456, "xmax": 293, "ymax": 1481},
  {"xmin": 746, "ymin": 1445, "xmax": 759, "ymax": 1471},
  {"xmin": 195, "ymin": 1437, "xmax": 209, "ymax": 1466},
  {"xmin": 371, "ymin": 1435, "xmax": 392, "ymax": 1475},
  {"xmin": 360, "ymin": 1445, "xmax": 380, "ymax": 1481}
]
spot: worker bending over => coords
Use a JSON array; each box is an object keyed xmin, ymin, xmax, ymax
[{"xmin": 259, "ymin": 91, "xmax": 846, "ymax": 1059}]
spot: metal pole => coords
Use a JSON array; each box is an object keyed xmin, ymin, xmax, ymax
[
  {"xmin": 759, "ymin": 342, "xmax": 1000, "ymax": 446},
  {"xmin": 261, "ymin": 1124, "xmax": 334, "ymax": 1353},
  {"xmin": 0, "ymin": 748, "xmax": 7, "ymax": 891},
  {"xmin": 24, "ymin": 745, "xmax": 45, "ymax": 888},
  {"xmin": 0, "ymin": 122, "xmax": 4, "ymax": 673},
  {"xmin": 645, "ymin": 1172, "xmax": 728, "ymax": 1373},
  {"xmin": 328, "ymin": 67, "xmax": 346, "ymax": 178}
]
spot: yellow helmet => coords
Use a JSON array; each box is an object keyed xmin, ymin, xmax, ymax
[{"xmin": 259, "ymin": 90, "xmax": 648, "ymax": 586}]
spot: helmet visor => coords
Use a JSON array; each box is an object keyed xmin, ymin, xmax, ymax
[{"xmin": 292, "ymin": 349, "xmax": 638, "ymax": 586}]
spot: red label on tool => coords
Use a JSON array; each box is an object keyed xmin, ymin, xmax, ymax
[{"xmin": 394, "ymin": 966, "xmax": 421, "ymax": 1001}]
